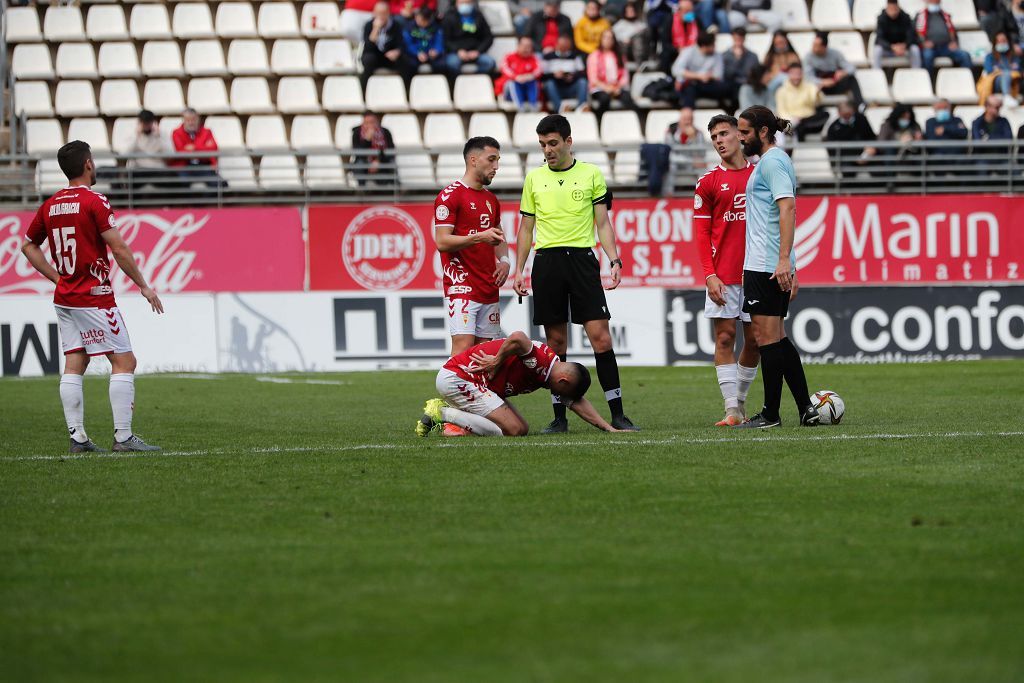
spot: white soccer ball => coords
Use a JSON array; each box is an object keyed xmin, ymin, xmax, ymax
[{"xmin": 811, "ymin": 390, "xmax": 845, "ymax": 425}]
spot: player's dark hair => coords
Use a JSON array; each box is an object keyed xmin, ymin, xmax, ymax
[
  {"xmin": 57, "ymin": 140, "xmax": 92, "ymax": 180},
  {"xmin": 566, "ymin": 362, "xmax": 592, "ymax": 401},
  {"xmin": 707, "ymin": 113, "xmax": 738, "ymax": 134},
  {"xmin": 696, "ymin": 32, "xmax": 715, "ymax": 48},
  {"xmin": 740, "ymin": 105, "xmax": 792, "ymax": 138},
  {"xmin": 463, "ymin": 136, "xmax": 501, "ymax": 159},
  {"xmin": 536, "ymin": 114, "xmax": 571, "ymax": 140}
]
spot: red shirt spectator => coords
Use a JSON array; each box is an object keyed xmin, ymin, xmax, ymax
[
  {"xmin": 169, "ymin": 109, "xmax": 219, "ymax": 167},
  {"xmin": 495, "ymin": 39, "xmax": 544, "ymax": 96}
]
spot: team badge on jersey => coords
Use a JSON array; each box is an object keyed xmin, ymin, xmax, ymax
[
  {"xmin": 694, "ymin": 194, "xmax": 703, "ymax": 209},
  {"xmin": 435, "ymin": 205, "xmax": 450, "ymax": 221}
]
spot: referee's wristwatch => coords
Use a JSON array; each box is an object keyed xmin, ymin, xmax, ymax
[{"xmin": 610, "ymin": 258, "xmax": 623, "ymax": 268}]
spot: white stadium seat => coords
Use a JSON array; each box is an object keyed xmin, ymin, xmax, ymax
[
  {"xmin": 454, "ymin": 75, "xmax": 498, "ymax": 111},
  {"xmin": 219, "ymin": 155, "xmax": 259, "ymax": 189},
  {"xmin": 423, "ymin": 113, "xmax": 466, "ymax": 149},
  {"xmin": 185, "ymin": 40, "xmax": 228, "ymax": 76},
  {"xmin": 141, "ymin": 41, "xmax": 185, "ymax": 78},
  {"xmin": 789, "ymin": 32, "xmax": 815, "ymax": 60},
  {"xmin": 246, "ymin": 115, "xmax": 290, "ymax": 150},
  {"xmin": 614, "ymin": 150, "xmax": 641, "ymax": 184},
  {"xmin": 855, "ymin": 68, "xmax": 893, "ymax": 105},
  {"xmin": 491, "ymin": 154, "xmax": 525, "ymax": 188},
  {"xmin": 436, "ymin": 153, "xmax": 467, "ymax": 182},
  {"xmin": 143, "ymin": 79, "xmax": 186, "ymax": 116},
  {"xmin": 187, "ymin": 78, "xmax": 232, "ymax": 114},
  {"xmin": 334, "ymin": 115, "xmax": 364, "ymax": 150},
  {"xmin": 271, "ymin": 39, "xmax": 314, "ymax": 75},
  {"xmin": 692, "ymin": 110, "xmax": 719, "ymax": 139},
  {"xmin": 512, "ymin": 111, "xmax": 546, "ymax": 147},
  {"xmin": 173, "ymin": 3, "xmax": 216, "ymax": 39},
  {"xmin": 204, "ymin": 116, "xmax": 245, "ymax": 149},
  {"xmin": 645, "ymin": 110, "xmax": 679, "ymax": 143},
  {"xmin": 302, "ymin": 2, "xmax": 343, "ymax": 37},
  {"xmin": 793, "ymin": 145, "xmax": 836, "ymax": 181},
  {"xmin": 260, "ymin": 155, "xmax": 303, "ymax": 188},
  {"xmin": 86, "ymin": 5, "xmax": 129, "ymax": 41},
  {"xmin": 230, "ymin": 77, "xmax": 275, "ymax": 114},
  {"xmin": 6, "ymin": 7, "xmax": 43, "ymax": 43},
  {"xmin": 305, "ymin": 155, "xmax": 348, "ymax": 188},
  {"xmin": 111, "ymin": 117, "xmax": 138, "ymax": 154},
  {"xmin": 935, "ymin": 68, "xmax": 978, "ymax": 105},
  {"xmin": 954, "ymin": 105, "xmax": 984, "ymax": 127},
  {"xmin": 830, "ymin": 31, "xmax": 868, "ymax": 67},
  {"xmin": 561, "ymin": 0, "xmax": 585, "ymax": 24},
  {"xmin": 853, "ymin": 0, "xmax": 886, "ymax": 30},
  {"xmin": 365, "ymin": 75, "xmax": 410, "ymax": 112},
  {"xmin": 26, "ymin": 119, "xmax": 64, "ymax": 155},
  {"xmin": 216, "ymin": 2, "xmax": 259, "ymax": 38},
  {"xmin": 863, "ymin": 106, "xmax": 891, "ymax": 133},
  {"xmin": 564, "ymin": 111, "xmax": 599, "ymax": 146},
  {"xmin": 745, "ymin": 32, "xmax": 772, "ymax": 57},
  {"xmin": 314, "ymin": 40, "xmax": 357, "ymax": 74},
  {"xmin": 12, "ymin": 45, "xmax": 55, "ymax": 81},
  {"xmin": 14, "ymin": 82, "xmax": 54, "ymax": 118},
  {"xmin": 900, "ymin": 0, "xmax": 927, "ymax": 18},
  {"xmin": 468, "ymin": 113, "xmax": 512, "ymax": 147},
  {"xmin": 944, "ymin": 0, "xmax": 979, "ymax": 29},
  {"xmin": 227, "ymin": 40, "xmax": 270, "ymax": 76},
  {"xmin": 380, "ymin": 114, "xmax": 423, "ymax": 148},
  {"xmin": 397, "ymin": 152, "xmax": 435, "ymax": 187},
  {"xmin": 55, "ymin": 44, "xmax": 98, "ymax": 80},
  {"xmin": 811, "ymin": 0, "xmax": 853, "ymax": 30},
  {"xmin": 68, "ymin": 118, "xmax": 110, "ymax": 152},
  {"xmin": 323, "ymin": 76, "xmax": 365, "ymax": 112},
  {"xmin": 479, "ymin": 1, "xmax": 515, "ymax": 35},
  {"xmin": 276, "ymin": 77, "xmax": 321, "ymax": 114},
  {"xmin": 37, "ymin": 159, "xmax": 67, "ymax": 194},
  {"xmin": 44, "ymin": 6, "xmax": 85, "ymax": 42},
  {"xmin": 129, "ymin": 4, "xmax": 171, "ymax": 40},
  {"xmin": 774, "ymin": 0, "xmax": 813, "ymax": 31},
  {"xmin": 488, "ymin": 37, "xmax": 518, "ymax": 66},
  {"xmin": 574, "ymin": 150, "xmax": 611, "ymax": 176},
  {"xmin": 290, "ymin": 115, "xmax": 334, "ymax": 149},
  {"xmin": 55, "ymin": 81, "xmax": 98, "ymax": 117},
  {"xmin": 99, "ymin": 80, "xmax": 142, "ymax": 117},
  {"xmin": 600, "ymin": 110, "xmax": 643, "ymax": 146},
  {"xmin": 98, "ymin": 43, "xmax": 142, "ymax": 79},
  {"xmin": 891, "ymin": 68, "xmax": 935, "ymax": 104},
  {"xmin": 258, "ymin": 2, "xmax": 301, "ymax": 38},
  {"xmin": 410, "ymin": 75, "xmax": 454, "ymax": 112},
  {"xmin": 958, "ymin": 31, "xmax": 992, "ymax": 65}
]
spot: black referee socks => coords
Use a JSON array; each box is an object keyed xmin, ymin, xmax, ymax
[
  {"xmin": 552, "ymin": 353, "xmax": 568, "ymax": 421},
  {"xmin": 779, "ymin": 337, "xmax": 812, "ymax": 413},
  {"xmin": 594, "ymin": 350, "xmax": 624, "ymax": 418},
  {"xmin": 758, "ymin": 341, "xmax": 785, "ymax": 422}
]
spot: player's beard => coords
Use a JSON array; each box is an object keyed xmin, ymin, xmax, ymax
[
  {"xmin": 479, "ymin": 171, "xmax": 492, "ymax": 186},
  {"xmin": 741, "ymin": 136, "xmax": 763, "ymax": 158}
]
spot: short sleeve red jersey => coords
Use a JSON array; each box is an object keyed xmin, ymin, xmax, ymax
[
  {"xmin": 444, "ymin": 338, "xmax": 558, "ymax": 398},
  {"xmin": 25, "ymin": 186, "xmax": 118, "ymax": 308},
  {"xmin": 693, "ymin": 162, "xmax": 754, "ymax": 286},
  {"xmin": 433, "ymin": 180, "xmax": 502, "ymax": 304}
]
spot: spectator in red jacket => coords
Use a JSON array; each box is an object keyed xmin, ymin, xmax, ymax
[
  {"xmin": 660, "ymin": 0, "xmax": 701, "ymax": 72},
  {"xmin": 496, "ymin": 36, "xmax": 544, "ymax": 110},
  {"xmin": 170, "ymin": 108, "xmax": 225, "ymax": 190}
]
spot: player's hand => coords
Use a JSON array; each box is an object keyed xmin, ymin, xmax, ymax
[
  {"xmin": 141, "ymin": 286, "xmax": 164, "ymax": 314},
  {"xmin": 706, "ymin": 275, "xmax": 726, "ymax": 306},
  {"xmin": 513, "ymin": 272, "xmax": 529, "ymax": 297},
  {"xmin": 468, "ymin": 351, "xmax": 500, "ymax": 378},
  {"xmin": 770, "ymin": 258, "xmax": 793, "ymax": 292},
  {"xmin": 493, "ymin": 260, "xmax": 511, "ymax": 286},
  {"xmin": 476, "ymin": 227, "xmax": 505, "ymax": 246},
  {"xmin": 605, "ymin": 261, "xmax": 621, "ymax": 290}
]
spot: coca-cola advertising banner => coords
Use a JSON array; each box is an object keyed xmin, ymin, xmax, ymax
[
  {"xmin": 308, "ymin": 195, "xmax": 1024, "ymax": 291},
  {"xmin": 0, "ymin": 207, "xmax": 304, "ymax": 295}
]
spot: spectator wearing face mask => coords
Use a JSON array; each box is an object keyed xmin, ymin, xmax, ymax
[
  {"xmin": 914, "ymin": 0, "xmax": 972, "ymax": 74},
  {"xmin": 924, "ymin": 98, "xmax": 968, "ymax": 159},
  {"xmin": 442, "ymin": 0, "xmax": 496, "ymax": 76},
  {"xmin": 980, "ymin": 32, "xmax": 1022, "ymax": 105},
  {"xmin": 659, "ymin": 0, "xmax": 701, "ymax": 73},
  {"xmin": 877, "ymin": 103, "xmax": 923, "ymax": 162}
]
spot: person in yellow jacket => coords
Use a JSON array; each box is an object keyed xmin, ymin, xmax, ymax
[
  {"xmin": 573, "ymin": 0, "xmax": 611, "ymax": 54},
  {"xmin": 774, "ymin": 63, "xmax": 829, "ymax": 141}
]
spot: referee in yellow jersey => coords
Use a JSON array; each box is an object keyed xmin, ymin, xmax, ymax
[{"xmin": 513, "ymin": 114, "xmax": 639, "ymax": 433}]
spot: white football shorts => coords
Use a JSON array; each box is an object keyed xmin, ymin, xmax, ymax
[
  {"xmin": 445, "ymin": 297, "xmax": 501, "ymax": 338},
  {"xmin": 704, "ymin": 284, "xmax": 751, "ymax": 322},
  {"xmin": 56, "ymin": 305, "xmax": 133, "ymax": 356},
  {"xmin": 436, "ymin": 368, "xmax": 505, "ymax": 416}
]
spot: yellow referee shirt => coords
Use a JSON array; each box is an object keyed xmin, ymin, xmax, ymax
[{"xmin": 519, "ymin": 159, "xmax": 609, "ymax": 249}]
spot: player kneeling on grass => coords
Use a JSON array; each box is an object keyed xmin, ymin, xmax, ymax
[{"xmin": 416, "ymin": 331, "xmax": 622, "ymax": 436}]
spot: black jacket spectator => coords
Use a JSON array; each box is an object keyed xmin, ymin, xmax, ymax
[
  {"xmin": 876, "ymin": 5, "xmax": 917, "ymax": 49},
  {"xmin": 442, "ymin": 5, "xmax": 494, "ymax": 54},
  {"xmin": 924, "ymin": 110, "xmax": 968, "ymax": 156},
  {"xmin": 525, "ymin": 10, "xmax": 574, "ymax": 54},
  {"xmin": 977, "ymin": 0, "xmax": 1020, "ymax": 43},
  {"xmin": 361, "ymin": 13, "xmax": 413, "ymax": 87},
  {"xmin": 351, "ymin": 116, "xmax": 396, "ymax": 186}
]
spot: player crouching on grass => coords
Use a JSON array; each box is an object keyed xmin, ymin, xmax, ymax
[{"xmin": 416, "ymin": 331, "xmax": 624, "ymax": 436}]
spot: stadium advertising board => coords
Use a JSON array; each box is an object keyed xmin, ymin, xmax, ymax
[
  {"xmin": 0, "ymin": 207, "xmax": 305, "ymax": 295},
  {"xmin": 665, "ymin": 286, "xmax": 1024, "ymax": 365}
]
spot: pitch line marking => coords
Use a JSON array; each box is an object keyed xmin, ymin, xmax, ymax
[{"xmin": 4, "ymin": 431, "xmax": 1023, "ymax": 462}]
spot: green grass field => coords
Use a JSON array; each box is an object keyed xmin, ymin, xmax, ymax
[{"xmin": 2, "ymin": 361, "xmax": 1023, "ymax": 682}]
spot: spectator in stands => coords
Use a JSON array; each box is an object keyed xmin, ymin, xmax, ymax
[
  {"xmin": 124, "ymin": 110, "xmax": 173, "ymax": 190},
  {"xmin": 739, "ymin": 63, "xmax": 773, "ymax": 110},
  {"xmin": 497, "ymin": 36, "xmax": 544, "ymax": 110},
  {"xmin": 527, "ymin": 0, "xmax": 574, "ymax": 55},
  {"xmin": 763, "ymin": 31, "xmax": 800, "ymax": 98},
  {"xmin": 403, "ymin": 7, "xmax": 446, "ymax": 75},
  {"xmin": 575, "ymin": 0, "xmax": 612, "ymax": 54},
  {"xmin": 728, "ymin": 0, "xmax": 781, "ymax": 36},
  {"xmin": 443, "ymin": 0, "xmax": 496, "ymax": 77},
  {"xmin": 543, "ymin": 34, "xmax": 590, "ymax": 112},
  {"xmin": 645, "ymin": 0, "xmax": 678, "ymax": 60},
  {"xmin": 805, "ymin": 32, "xmax": 863, "ymax": 107},
  {"xmin": 588, "ymin": 29, "xmax": 636, "ymax": 112},
  {"xmin": 672, "ymin": 32, "xmax": 731, "ymax": 109},
  {"xmin": 664, "ymin": 106, "xmax": 706, "ymax": 171},
  {"xmin": 659, "ymin": 0, "xmax": 701, "ymax": 73},
  {"xmin": 775, "ymin": 63, "xmax": 828, "ymax": 142},
  {"xmin": 613, "ymin": 2, "xmax": 650, "ymax": 63},
  {"xmin": 361, "ymin": 1, "xmax": 414, "ymax": 88},
  {"xmin": 874, "ymin": 0, "xmax": 922, "ymax": 69},
  {"xmin": 169, "ymin": 108, "xmax": 225, "ymax": 190},
  {"xmin": 512, "ymin": 1, "xmax": 545, "ymax": 35},
  {"xmin": 825, "ymin": 99, "xmax": 877, "ymax": 177},
  {"xmin": 877, "ymin": 104, "xmax": 923, "ymax": 162},
  {"xmin": 391, "ymin": 0, "xmax": 437, "ymax": 27},
  {"xmin": 971, "ymin": 94, "xmax": 1014, "ymax": 153},
  {"xmin": 350, "ymin": 111, "xmax": 396, "ymax": 186},
  {"xmin": 723, "ymin": 27, "xmax": 760, "ymax": 105},
  {"xmin": 924, "ymin": 97, "xmax": 969, "ymax": 159},
  {"xmin": 915, "ymin": 0, "xmax": 973, "ymax": 74},
  {"xmin": 1013, "ymin": 1, "xmax": 1024, "ymax": 53},
  {"xmin": 980, "ymin": 32, "xmax": 1022, "ymax": 104},
  {"xmin": 696, "ymin": 0, "xmax": 731, "ymax": 33},
  {"xmin": 341, "ymin": 0, "xmax": 378, "ymax": 44},
  {"xmin": 977, "ymin": 0, "xmax": 1021, "ymax": 47}
]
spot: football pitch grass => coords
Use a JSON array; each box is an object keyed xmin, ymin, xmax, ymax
[{"xmin": 2, "ymin": 361, "xmax": 1022, "ymax": 682}]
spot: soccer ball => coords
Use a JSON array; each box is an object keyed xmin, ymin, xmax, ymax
[{"xmin": 811, "ymin": 390, "xmax": 845, "ymax": 425}]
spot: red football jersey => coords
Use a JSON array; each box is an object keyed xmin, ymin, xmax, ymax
[
  {"xmin": 25, "ymin": 185, "xmax": 118, "ymax": 308},
  {"xmin": 444, "ymin": 338, "xmax": 558, "ymax": 398},
  {"xmin": 693, "ymin": 162, "xmax": 755, "ymax": 285},
  {"xmin": 433, "ymin": 180, "xmax": 502, "ymax": 304}
]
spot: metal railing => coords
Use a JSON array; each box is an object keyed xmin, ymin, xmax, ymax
[{"xmin": 0, "ymin": 140, "xmax": 1021, "ymax": 209}]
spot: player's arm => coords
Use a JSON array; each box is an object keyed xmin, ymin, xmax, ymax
[
  {"xmin": 593, "ymin": 203, "xmax": 622, "ymax": 291},
  {"xmin": 568, "ymin": 396, "xmax": 621, "ymax": 432},
  {"xmin": 469, "ymin": 331, "xmax": 531, "ymax": 376},
  {"xmin": 773, "ymin": 196, "xmax": 796, "ymax": 292},
  {"xmin": 513, "ymin": 214, "xmax": 535, "ymax": 296},
  {"xmin": 20, "ymin": 240, "xmax": 60, "ymax": 285},
  {"xmin": 693, "ymin": 184, "xmax": 724, "ymax": 305},
  {"xmin": 492, "ymin": 214, "xmax": 511, "ymax": 287},
  {"xmin": 101, "ymin": 228, "xmax": 164, "ymax": 313},
  {"xmin": 434, "ymin": 225, "xmax": 503, "ymax": 252}
]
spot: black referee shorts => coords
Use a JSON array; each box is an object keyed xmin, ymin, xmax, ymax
[
  {"xmin": 531, "ymin": 247, "xmax": 611, "ymax": 326},
  {"xmin": 742, "ymin": 269, "xmax": 790, "ymax": 318}
]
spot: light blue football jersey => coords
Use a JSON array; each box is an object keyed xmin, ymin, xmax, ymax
[{"xmin": 743, "ymin": 147, "xmax": 797, "ymax": 273}]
